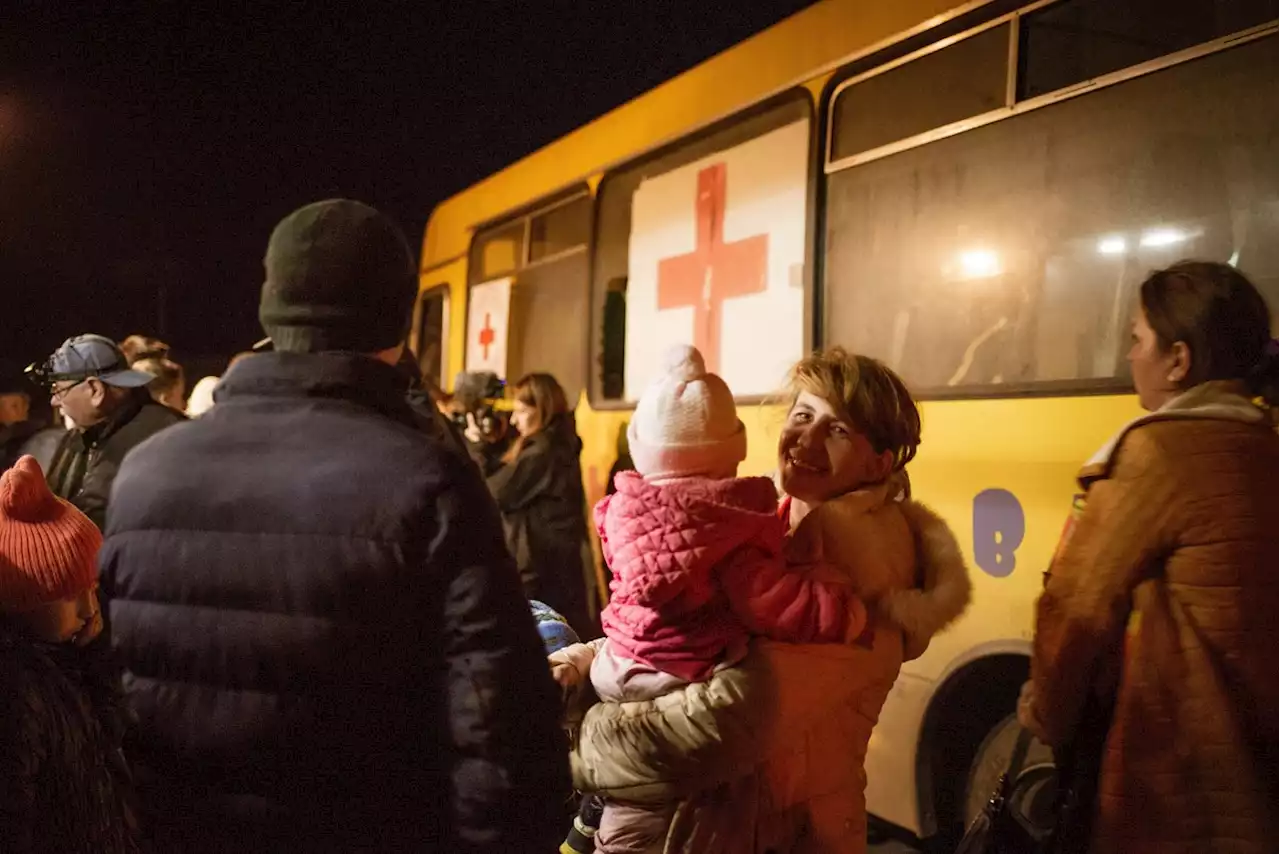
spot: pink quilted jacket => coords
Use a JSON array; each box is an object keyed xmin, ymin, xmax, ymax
[{"xmin": 597, "ymin": 471, "xmax": 862, "ymax": 682}]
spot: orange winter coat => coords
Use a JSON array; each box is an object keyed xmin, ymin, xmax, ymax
[
  {"xmin": 1032, "ymin": 382, "xmax": 1278, "ymax": 854},
  {"xmin": 564, "ymin": 483, "xmax": 972, "ymax": 854}
]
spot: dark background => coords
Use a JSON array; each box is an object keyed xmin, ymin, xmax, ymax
[{"xmin": 2, "ymin": 1, "xmax": 818, "ymax": 371}]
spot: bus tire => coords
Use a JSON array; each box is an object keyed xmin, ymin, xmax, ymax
[
  {"xmin": 918, "ymin": 654, "xmax": 1027, "ymax": 851},
  {"xmin": 963, "ymin": 712, "xmax": 1055, "ymax": 830}
]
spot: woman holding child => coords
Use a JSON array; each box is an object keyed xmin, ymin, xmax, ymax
[{"xmin": 553, "ymin": 345, "xmax": 972, "ymax": 853}]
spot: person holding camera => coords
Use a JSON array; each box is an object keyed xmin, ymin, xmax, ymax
[
  {"xmin": 481, "ymin": 372, "xmax": 594, "ymax": 638},
  {"xmin": 453, "ymin": 370, "xmax": 511, "ymax": 470}
]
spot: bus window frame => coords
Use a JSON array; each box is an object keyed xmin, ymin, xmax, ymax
[
  {"xmin": 817, "ymin": 10, "xmax": 1277, "ymax": 401},
  {"xmin": 463, "ymin": 183, "xmax": 595, "ymax": 393},
  {"xmin": 466, "ymin": 185, "xmax": 594, "ymax": 285},
  {"xmin": 586, "ymin": 87, "xmax": 820, "ymax": 412},
  {"xmin": 826, "ymin": 15, "xmax": 1019, "ymax": 165},
  {"xmin": 412, "ymin": 283, "xmax": 450, "ymax": 388},
  {"xmin": 825, "ymin": 1, "xmax": 1277, "ymax": 172}
]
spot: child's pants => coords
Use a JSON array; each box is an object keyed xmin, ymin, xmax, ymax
[
  {"xmin": 595, "ymin": 801, "xmax": 676, "ymax": 854},
  {"xmin": 586, "ymin": 641, "xmax": 742, "ymax": 853}
]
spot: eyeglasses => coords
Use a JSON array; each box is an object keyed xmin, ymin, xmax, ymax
[{"xmin": 49, "ymin": 377, "xmax": 90, "ymax": 401}]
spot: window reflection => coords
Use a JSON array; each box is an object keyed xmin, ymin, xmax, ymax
[{"xmin": 824, "ymin": 36, "xmax": 1278, "ymax": 394}]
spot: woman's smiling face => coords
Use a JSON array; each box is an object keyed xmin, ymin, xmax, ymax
[{"xmin": 778, "ymin": 390, "xmax": 892, "ymax": 504}]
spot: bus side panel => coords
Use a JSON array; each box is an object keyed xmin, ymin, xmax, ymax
[{"xmin": 863, "ymin": 393, "xmax": 1142, "ymax": 833}]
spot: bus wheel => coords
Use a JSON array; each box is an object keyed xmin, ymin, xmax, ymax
[
  {"xmin": 921, "ymin": 655, "xmax": 1027, "ymax": 851},
  {"xmin": 963, "ymin": 713, "xmax": 1056, "ymax": 830}
]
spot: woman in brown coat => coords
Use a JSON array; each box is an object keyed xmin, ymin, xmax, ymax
[{"xmin": 1021, "ymin": 261, "xmax": 1277, "ymax": 853}]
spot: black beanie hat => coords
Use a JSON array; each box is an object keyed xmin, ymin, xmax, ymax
[{"xmin": 260, "ymin": 199, "xmax": 417, "ymax": 353}]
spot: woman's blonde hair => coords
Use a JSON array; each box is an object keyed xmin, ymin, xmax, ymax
[
  {"xmin": 787, "ymin": 347, "xmax": 921, "ymax": 472},
  {"xmin": 119, "ymin": 335, "xmax": 170, "ymax": 365},
  {"xmin": 504, "ymin": 372, "xmax": 571, "ymax": 462}
]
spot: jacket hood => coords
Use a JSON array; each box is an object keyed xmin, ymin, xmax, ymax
[
  {"xmin": 598, "ymin": 473, "xmax": 782, "ymax": 610},
  {"xmin": 1081, "ymin": 380, "xmax": 1271, "ymax": 485},
  {"xmin": 878, "ymin": 499, "xmax": 972, "ymax": 662}
]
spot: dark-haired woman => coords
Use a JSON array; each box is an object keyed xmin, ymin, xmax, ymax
[
  {"xmin": 1021, "ymin": 260, "xmax": 1278, "ymax": 853},
  {"xmin": 483, "ymin": 373, "xmax": 594, "ymax": 637}
]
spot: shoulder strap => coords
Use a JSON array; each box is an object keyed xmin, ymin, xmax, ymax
[{"xmin": 1006, "ymin": 726, "xmax": 1036, "ymax": 779}]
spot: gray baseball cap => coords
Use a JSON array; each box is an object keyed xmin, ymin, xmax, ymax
[{"xmin": 45, "ymin": 335, "xmax": 156, "ymax": 388}]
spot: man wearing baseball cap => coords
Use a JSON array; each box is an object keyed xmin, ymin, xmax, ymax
[
  {"xmin": 33, "ymin": 334, "xmax": 184, "ymax": 530},
  {"xmin": 100, "ymin": 199, "xmax": 568, "ymax": 851}
]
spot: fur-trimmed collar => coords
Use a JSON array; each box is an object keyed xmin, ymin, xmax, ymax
[{"xmin": 879, "ymin": 500, "xmax": 973, "ymax": 662}]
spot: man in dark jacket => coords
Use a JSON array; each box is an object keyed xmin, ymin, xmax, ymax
[
  {"xmin": 33, "ymin": 335, "xmax": 184, "ymax": 529},
  {"xmin": 397, "ymin": 345, "xmax": 473, "ymax": 461},
  {"xmin": 0, "ymin": 378, "xmax": 41, "ymax": 469},
  {"xmin": 100, "ymin": 199, "xmax": 568, "ymax": 852}
]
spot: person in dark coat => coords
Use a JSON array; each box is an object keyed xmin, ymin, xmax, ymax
[
  {"xmin": 0, "ymin": 456, "xmax": 139, "ymax": 853},
  {"xmin": 100, "ymin": 199, "xmax": 568, "ymax": 853},
  {"xmin": 1, "ymin": 380, "xmax": 40, "ymax": 470},
  {"xmin": 33, "ymin": 335, "xmax": 184, "ymax": 530},
  {"xmin": 397, "ymin": 345, "xmax": 473, "ymax": 461},
  {"xmin": 479, "ymin": 372, "xmax": 595, "ymax": 638}
]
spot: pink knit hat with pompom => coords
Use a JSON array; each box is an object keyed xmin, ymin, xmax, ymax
[
  {"xmin": 0, "ymin": 456, "xmax": 101, "ymax": 609},
  {"xmin": 627, "ymin": 345, "xmax": 746, "ymax": 480}
]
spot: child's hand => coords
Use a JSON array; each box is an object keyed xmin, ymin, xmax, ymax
[{"xmin": 550, "ymin": 659, "xmax": 582, "ymax": 690}]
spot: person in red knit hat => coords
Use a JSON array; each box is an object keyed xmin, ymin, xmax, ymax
[{"xmin": 0, "ymin": 455, "xmax": 139, "ymax": 852}]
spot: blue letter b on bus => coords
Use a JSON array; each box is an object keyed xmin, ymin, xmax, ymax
[{"xmin": 973, "ymin": 488, "xmax": 1025, "ymax": 578}]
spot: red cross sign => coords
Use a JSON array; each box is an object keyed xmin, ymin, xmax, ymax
[
  {"xmin": 465, "ymin": 276, "xmax": 512, "ymax": 377},
  {"xmin": 478, "ymin": 313, "xmax": 496, "ymax": 359},
  {"xmin": 656, "ymin": 162, "xmax": 769, "ymax": 374}
]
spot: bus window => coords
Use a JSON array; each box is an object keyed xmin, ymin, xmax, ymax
[
  {"xmin": 467, "ymin": 190, "xmax": 592, "ymax": 402},
  {"xmin": 823, "ymin": 33, "xmax": 1278, "ymax": 396},
  {"xmin": 473, "ymin": 220, "xmax": 524, "ymax": 281},
  {"xmin": 530, "ymin": 196, "xmax": 591, "ymax": 263},
  {"xmin": 591, "ymin": 94, "xmax": 812, "ymax": 405},
  {"xmin": 1018, "ymin": 0, "xmax": 1276, "ymax": 102},
  {"xmin": 415, "ymin": 285, "xmax": 449, "ymax": 391},
  {"xmin": 600, "ymin": 278, "xmax": 628, "ymax": 400},
  {"xmin": 829, "ymin": 22, "xmax": 1010, "ymax": 165}
]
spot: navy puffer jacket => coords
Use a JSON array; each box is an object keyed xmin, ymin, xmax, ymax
[{"xmin": 100, "ymin": 352, "xmax": 568, "ymax": 853}]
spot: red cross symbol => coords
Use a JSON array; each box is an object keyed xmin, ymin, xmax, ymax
[
  {"xmin": 478, "ymin": 313, "xmax": 496, "ymax": 360},
  {"xmin": 656, "ymin": 162, "xmax": 769, "ymax": 374}
]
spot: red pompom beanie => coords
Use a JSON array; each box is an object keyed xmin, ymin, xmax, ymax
[{"xmin": 0, "ymin": 456, "xmax": 101, "ymax": 608}]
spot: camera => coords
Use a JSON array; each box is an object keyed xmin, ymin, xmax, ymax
[{"xmin": 450, "ymin": 371, "xmax": 507, "ymax": 442}]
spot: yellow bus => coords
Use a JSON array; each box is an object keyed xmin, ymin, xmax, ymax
[{"xmin": 413, "ymin": 0, "xmax": 1278, "ymax": 843}]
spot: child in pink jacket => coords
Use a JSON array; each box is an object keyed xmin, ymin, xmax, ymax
[{"xmin": 581, "ymin": 345, "xmax": 867, "ymax": 853}]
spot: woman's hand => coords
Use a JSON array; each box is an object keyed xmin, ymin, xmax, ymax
[
  {"xmin": 1016, "ymin": 680, "xmax": 1050, "ymax": 744},
  {"xmin": 842, "ymin": 596, "xmax": 870, "ymax": 646}
]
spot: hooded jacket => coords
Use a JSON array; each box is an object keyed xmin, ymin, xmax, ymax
[
  {"xmin": 1032, "ymin": 381, "xmax": 1277, "ymax": 854},
  {"xmin": 598, "ymin": 472, "xmax": 863, "ymax": 682}
]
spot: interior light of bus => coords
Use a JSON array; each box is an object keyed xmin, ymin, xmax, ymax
[
  {"xmin": 956, "ymin": 248, "xmax": 1002, "ymax": 280},
  {"xmin": 1139, "ymin": 228, "xmax": 1187, "ymax": 248},
  {"xmin": 1097, "ymin": 236, "xmax": 1127, "ymax": 255}
]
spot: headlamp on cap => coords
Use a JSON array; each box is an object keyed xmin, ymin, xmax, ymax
[{"xmin": 25, "ymin": 335, "xmax": 157, "ymax": 392}]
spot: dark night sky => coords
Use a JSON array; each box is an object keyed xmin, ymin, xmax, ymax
[{"xmin": 2, "ymin": 1, "xmax": 818, "ymax": 370}]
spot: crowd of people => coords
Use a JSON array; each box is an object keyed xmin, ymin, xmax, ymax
[{"xmin": 0, "ymin": 197, "xmax": 1274, "ymax": 854}]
